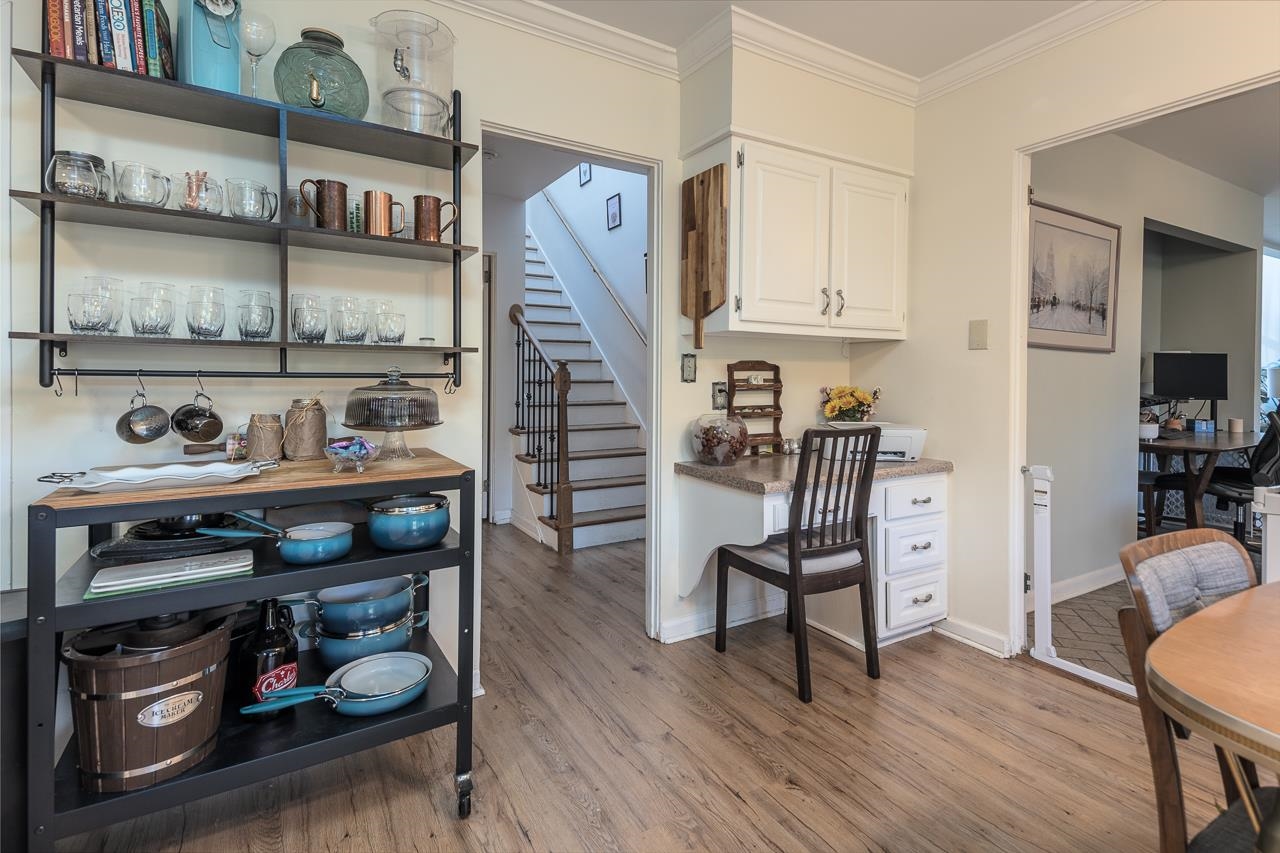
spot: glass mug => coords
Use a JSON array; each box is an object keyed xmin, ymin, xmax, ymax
[
  {"xmin": 172, "ymin": 172, "xmax": 225, "ymax": 215},
  {"xmin": 45, "ymin": 151, "xmax": 110, "ymax": 199},
  {"xmin": 226, "ymin": 179, "xmax": 279, "ymax": 221},
  {"xmin": 113, "ymin": 161, "xmax": 171, "ymax": 206}
]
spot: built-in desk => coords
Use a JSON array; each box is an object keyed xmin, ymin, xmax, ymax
[{"xmin": 675, "ymin": 456, "xmax": 954, "ymax": 646}]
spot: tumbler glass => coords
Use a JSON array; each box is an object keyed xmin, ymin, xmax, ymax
[
  {"xmin": 331, "ymin": 295, "xmax": 362, "ymax": 314},
  {"xmin": 374, "ymin": 312, "xmax": 406, "ymax": 344},
  {"xmin": 238, "ymin": 304, "xmax": 275, "ymax": 340},
  {"xmin": 292, "ymin": 307, "xmax": 328, "ymax": 343},
  {"xmin": 113, "ymin": 161, "xmax": 171, "ymax": 206},
  {"xmin": 81, "ymin": 276, "xmax": 128, "ymax": 334},
  {"xmin": 130, "ymin": 297, "xmax": 175, "ymax": 337},
  {"xmin": 172, "ymin": 171, "xmax": 225, "ymax": 215},
  {"xmin": 333, "ymin": 309, "xmax": 369, "ymax": 344},
  {"xmin": 138, "ymin": 281, "xmax": 176, "ymax": 300},
  {"xmin": 365, "ymin": 298, "xmax": 395, "ymax": 316},
  {"xmin": 290, "ymin": 293, "xmax": 322, "ymax": 341},
  {"xmin": 188, "ymin": 301, "xmax": 227, "ymax": 339},
  {"xmin": 67, "ymin": 293, "xmax": 114, "ymax": 334}
]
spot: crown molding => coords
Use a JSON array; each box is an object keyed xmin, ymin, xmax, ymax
[
  {"xmin": 433, "ymin": 0, "xmax": 679, "ymax": 80},
  {"xmin": 916, "ymin": 0, "xmax": 1155, "ymax": 103}
]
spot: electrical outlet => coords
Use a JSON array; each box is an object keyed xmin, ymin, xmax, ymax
[{"xmin": 711, "ymin": 382, "xmax": 728, "ymax": 410}]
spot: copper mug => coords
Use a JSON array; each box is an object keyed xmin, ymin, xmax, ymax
[
  {"xmin": 299, "ymin": 178, "xmax": 348, "ymax": 231},
  {"xmin": 364, "ymin": 190, "xmax": 406, "ymax": 237},
  {"xmin": 414, "ymin": 195, "xmax": 458, "ymax": 243}
]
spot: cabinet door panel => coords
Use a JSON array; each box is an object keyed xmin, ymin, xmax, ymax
[
  {"xmin": 830, "ymin": 166, "xmax": 907, "ymax": 331},
  {"xmin": 739, "ymin": 143, "xmax": 830, "ymax": 326}
]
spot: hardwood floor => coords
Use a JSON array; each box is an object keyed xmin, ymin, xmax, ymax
[{"xmin": 63, "ymin": 523, "xmax": 1228, "ymax": 852}]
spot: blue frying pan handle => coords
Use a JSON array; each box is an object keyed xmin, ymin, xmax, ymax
[
  {"xmin": 240, "ymin": 685, "xmax": 334, "ymax": 714},
  {"xmin": 228, "ymin": 510, "xmax": 285, "ymax": 534},
  {"xmin": 196, "ymin": 528, "xmax": 270, "ymax": 539}
]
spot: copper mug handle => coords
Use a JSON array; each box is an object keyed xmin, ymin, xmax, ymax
[
  {"xmin": 298, "ymin": 178, "xmax": 320, "ymax": 222},
  {"xmin": 391, "ymin": 200, "xmax": 406, "ymax": 235},
  {"xmin": 438, "ymin": 201, "xmax": 457, "ymax": 238}
]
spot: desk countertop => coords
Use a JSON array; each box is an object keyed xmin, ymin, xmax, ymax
[{"xmin": 675, "ymin": 456, "xmax": 954, "ymax": 495}]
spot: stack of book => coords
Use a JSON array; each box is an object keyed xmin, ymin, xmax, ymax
[{"xmin": 46, "ymin": 0, "xmax": 176, "ymax": 79}]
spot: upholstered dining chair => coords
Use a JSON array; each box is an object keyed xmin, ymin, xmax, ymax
[
  {"xmin": 1118, "ymin": 530, "xmax": 1274, "ymax": 851},
  {"xmin": 714, "ymin": 425, "xmax": 881, "ymax": 703}
]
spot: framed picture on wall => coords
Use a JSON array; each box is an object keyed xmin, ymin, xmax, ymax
[
  {"xmin": 579, "ymin": 163, "xmax": 591, "ymax": 186},
  {"xmin": 606, "ymin": 193, "xmax": 622, "ymax": 230},
  {"xmin": 1027, "ymin": 202, "xmax": 1121, "ymax": 352}
]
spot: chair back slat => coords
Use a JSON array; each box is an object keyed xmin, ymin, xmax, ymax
[{"xmin": 789, "ymin": 426, "xmax": 881, "ymax": 563}]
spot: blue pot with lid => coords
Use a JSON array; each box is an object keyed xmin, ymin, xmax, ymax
[{"xmin": 367, "ymin": 493, "xmax": 451, "ymax": 551}]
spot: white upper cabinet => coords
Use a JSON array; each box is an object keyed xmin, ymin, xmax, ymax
[
  {"xmin": 829, "ymin": 165, "xmax": 908, "ymax": 332},
  {"xmin": 739, "ymin": 144, "xmax": 830, "ymax": 326}
]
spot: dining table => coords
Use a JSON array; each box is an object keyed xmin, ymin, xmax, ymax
[
  {"xmin": 1139, "ymin": 430, "xmax": 1259, "ymax": 528},
  {"xmin": 1146, "ymin": 582, "xmax": 1280, "ymax": 850}
]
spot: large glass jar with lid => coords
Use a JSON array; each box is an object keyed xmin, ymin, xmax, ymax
[
  {"xmin": 342, "ymin": 367, "xmax": 442, "ymax": 460},
  {"xmin": 370, "ymin": 10, "xmax": 455, "ymax": 135},
  {"xmin": 273, "ymin": 28, "xmax": 369, "ymax": 120}
]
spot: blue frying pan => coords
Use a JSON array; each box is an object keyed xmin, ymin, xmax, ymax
[{"xmin": 240, "ymin": 652, "xmax": 432, "ymax": 717}]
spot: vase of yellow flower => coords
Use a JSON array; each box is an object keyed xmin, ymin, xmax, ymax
[{"xmin": 820, "ymin": 385, "xmax": 880, "ymax": 424}]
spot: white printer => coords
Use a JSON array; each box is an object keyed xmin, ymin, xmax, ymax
[{"xmin": 823, "ymin": 422, "xmax": 927, "ymax": 462}]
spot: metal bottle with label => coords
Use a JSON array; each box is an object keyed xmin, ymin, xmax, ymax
[{"xmin": 239, "ymin": 599, "xmax": 298, "ymax": 721}]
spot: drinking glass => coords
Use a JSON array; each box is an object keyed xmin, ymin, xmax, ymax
[
  {"xmin": 189, "ymin": 285, "xmax": 225, "ymax": 305},
  {"xmin": 290, "ymin": 293, "xmax": 322, "ymax": 341},
  {"xmin": 138, "ymin": 281, "xmax": 176, "ymax": 300},
  {"xmin": 81, "ymin": 276, "xmax": 128, "ymax": 333},
  {"xmin": 130, "ymin": 297, "xmax": 175, "ymax": 337},
  {"xmin": 365, "ymin": 298, "xmax": 395, "ymax": 316},
  {"xmin": 331, "ymin": 295, "xmax": 362, "ymax": 314},
  {"xmin": 113, "ymin": 161, "xmax": 171, "ymax": 206},
  {"xmin": 239, "ymin": 10, "xmax": 276, "ymax": 99},
  {"xmin": 375, "ymin": 312, "xmax": 406, "ymax": 344},
  {"xmin": 187, "ymin": 303, "xmax": 226, "ymax": 339},
  {"xmin": 225, "ymin": 179, "xmax": 279, "ymax": 221},
  {"xmin": 238, "ymin": 304, "xmax": 275, "ymax": 340},
  {"xmin": 333, "ymin": 309, "xmax": 369, "ymax": 344},
  {"xmin": 67, "ymin": 293, "xmax": 114, "ymax": 334},
  {"xmin": 172, "ymin": 172, "xmax": 224, "ymax": 215},
  {"xmin": 292, "ymin": 307, "xmax": 328, "ymax": 344},
  {"xmin": 240, "ymin": 289, "xmax": 274, "ymax": 308}
]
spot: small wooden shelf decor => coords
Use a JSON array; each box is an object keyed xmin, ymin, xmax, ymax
[{"xmin": 726, "ymin": 360, "xmax": 783, "ymax": 455}]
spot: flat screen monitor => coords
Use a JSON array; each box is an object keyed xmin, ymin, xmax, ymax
[{"xmin": 1152, "ymin": 352, "xmax": 1228, "ymax": 401}]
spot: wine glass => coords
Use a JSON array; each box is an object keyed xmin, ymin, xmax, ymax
[{"xmin": 240, "ymin": 9, "xmax": 276, "ymax": 99}]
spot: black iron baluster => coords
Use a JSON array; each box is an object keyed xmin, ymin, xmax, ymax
[{"xmin": 514, "ymin": 333, "xmax": 524, "ymax": 430}]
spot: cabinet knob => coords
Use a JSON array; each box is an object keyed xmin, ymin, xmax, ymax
[
  {"xmin": 910, "ymin": 541, "xmax": 933, "ymax": 552},
  {"xmin": 820, "ymin": 287, "xmax": 830, "ymax": 316},
  {"xmin": 835, "ymin": 289, "xmax": 845, "ymax": 317},
  {"xmin": 911, "ymin": 593, "xmax": 935, "ymax": 605},
  {"xmin": 911, "ymin": 496, "xmax": 932, "ymax": 505}
]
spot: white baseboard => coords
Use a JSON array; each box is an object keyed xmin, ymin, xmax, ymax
[
  {"xmin": 473, "ymin": 671, "xmax": 485, "ymax": 697},
  {"xmin": 806, "ymin": 618, "xmax": 930, "ymax": 651},
  {"xmin": 1024, "ymin": 563, "xmax": 1125, "ymax": 611},
  {"xmin": 509, "ymin": 511, "xmax": 548, "ymax": 546},
  {"xmin": 660, "ymin": 591, "xmax": 786, "ymax": 644},
  {"xmin": 933, "ymin": 617, "xmax": 1013, "ymax": 658},
  {"xmin": 490, "ymin": 509, "xmax": 512, "ymax": 524}
]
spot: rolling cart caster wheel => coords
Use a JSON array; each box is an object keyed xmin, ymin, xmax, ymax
[{"xmin": 458, "ymin": 792, "xmax": 472, "ymax": 818}]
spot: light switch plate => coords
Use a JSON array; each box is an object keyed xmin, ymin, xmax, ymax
[
  {"xmin": 968, "ymin": 319, "xmax": 989, "ymax": 350},
  {"xmin": 711, "ymin": 382, "xmax": 728, "ymax": 410},
  {"xmin": 681, "ymin": 353, "xmax": 696, "ymax": 382}
]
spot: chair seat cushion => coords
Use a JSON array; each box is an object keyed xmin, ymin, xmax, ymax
[
  {"xmin": 723, "ymin": 535, "xmax": 862, "ymax": 575},
  {"xmin": 1188, "ymin": 786, "xmax": 1277, "ymax": 852}
]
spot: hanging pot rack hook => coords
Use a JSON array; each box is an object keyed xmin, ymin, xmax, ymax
[
  {"xmin": 52, "ymin": 373, "xmax": 64, "ymax": 398},
  {"xmin": 195, "ymin": 370, "xmax": 205, "ymax": 394},
  {"xmin": 135, "ymin": 370, "xmax": 147, "ymax": 395}
]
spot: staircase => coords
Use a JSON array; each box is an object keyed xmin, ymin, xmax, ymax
[{"xmin": 509, "ymin": 235, "xmax": 646, "ymax": 552}]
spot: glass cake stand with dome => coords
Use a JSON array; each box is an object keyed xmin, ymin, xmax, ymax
[{"xmin": 341, "ymin": 367, "xmax": 442, "ymax": 460}]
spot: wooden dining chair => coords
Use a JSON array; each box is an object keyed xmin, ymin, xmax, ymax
[
  {"xmin": 1118, "ymin": 529, "xmax": 1268, "ymax": 829},
  {"xmin": 714, "ymin": 425, "xmax": 880, "ymax": 702}
]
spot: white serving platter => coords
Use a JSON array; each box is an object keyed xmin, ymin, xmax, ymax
[{"xmin": 39, "ymin": 460, "xmax": 279, "ymax": 493}]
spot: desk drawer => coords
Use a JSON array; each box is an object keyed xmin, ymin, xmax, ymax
[
  {"xmin": 885, "ymin": 519, "xmax": 946, "ymax": 575},
  {"xmin": 885, "ymin": 569, "xmax": 947, "ymax": 630},
  {"xmin": 884, "ymin": 478, "xmax": 946, "ymax": 521}
]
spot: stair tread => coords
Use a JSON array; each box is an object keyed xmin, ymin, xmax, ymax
[
  {"xmin": 538, "ymin": 506, "xmax": 646, "ymax": 530},
  {"xmin": 516, "ymin": 447, "xmax": 645, "ymax": 463},
  {"xmin": 538, "ymin": 337, "xmax": 590, "ymax": 344},
  {"xmin": 511, "ymin": 422, "xmax": 638, "ymax": 435},
  {"xmin": 526, "ymin": 272, "xmax": 555, "ymax": 280},
  {"xmin": 525, "ymin": 286, "xmax": 561, "ymax": 294},
  {"xmin": 525, "ymin": 303, "xmax": 571, "ymax": 310},
  {"xmin": 535, "ymin": 399, "xmax": 626, "ymax": 407},
  {"xmin": 524, "ymin": 357, "xmax": 601, "ymax": 364},
  {"xmin": 526, "ymin": 258, "xmax": 546, "ymax": 264},
  {"xmin": 526, "ymin": 474, "xmax": 646, "ymax": 495},
  {"xmin": 526, "ymin": 319, "xmax": 580, "ymax": 326}
]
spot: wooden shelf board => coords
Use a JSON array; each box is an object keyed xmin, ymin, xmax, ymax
[{"xmin": 12, "ymin": 50, "xmax": 477, "ymax": 170}]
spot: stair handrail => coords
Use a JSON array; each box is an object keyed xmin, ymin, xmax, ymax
[
  {"xmin": 538, "ymin": 190, "xmax": 647, "ymax": 345},
  {"xmin": 509, "ymin": 304, "xmax": 574, "ymax": 553}
]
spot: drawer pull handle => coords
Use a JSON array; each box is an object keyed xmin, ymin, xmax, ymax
[
  {"xmin": 911, "ymin": 496, "xmax": 932, "ymax": 506},
  {"xmin": 911, "ymin": 541, "xmax": 933, "ymax": 552},
  {"xmin": 912, "ymin": 593, "xmax": 935, "ymax": 605}
]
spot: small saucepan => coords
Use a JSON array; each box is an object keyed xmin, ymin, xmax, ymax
[
  {"xmin": 197, "ymin": 519, "xmax": 354, "ymax": 565},
  {"xmin": 367, "ymin": 494, "xmax": 451, "ymax": 551},
  {"xmin": 298, "ymin": 609, "xmax": 428, "ymax": 670},
  {"xmin": 239, "ymin": 651, "xmax": 432, "ymax": 717},
  {"xmin": 293, "ymin": 574, "xmax": 428, "ymax": 634}
]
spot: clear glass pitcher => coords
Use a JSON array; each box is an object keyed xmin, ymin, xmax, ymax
[{"xmin": 370, "ymin": 11, "xmax": 455, "ymax": 130}]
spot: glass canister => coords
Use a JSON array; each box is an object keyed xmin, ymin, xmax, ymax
[
  {"xmin": 45, "ymin": 151, "xmax": 110, "ymax": 200},
  {"xmin": 273, "ymin": 28, "xmax": 369, "ymax": 120},
  {"xmin": 370, "ymin": 10, "xmax": 455, "ymax": 134},
  {"xmin": 283, "ymin": 397, "xmax": 329, "ymax": 461},
  {"xmin": 689, "ymin": 413, "xmax": 749, "ymax": 466}
]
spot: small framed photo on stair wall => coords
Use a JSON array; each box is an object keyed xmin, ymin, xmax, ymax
[
  {"xmin": 579, "ymin": 163, "xmax": 591, "ymax": 186},
  {"xmin": 607, "ymin": 193, "xmax": 622, "ymax": 230}
]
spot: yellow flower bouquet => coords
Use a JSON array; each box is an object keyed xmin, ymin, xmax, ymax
[{"xmin": 820, "ymin": 385, "xmax": 880, "ymax": 423}]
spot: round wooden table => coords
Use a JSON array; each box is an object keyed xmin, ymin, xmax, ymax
[{"xmin": 1147, "ymin": 582, "xmax": 1280, "ymax": 846}]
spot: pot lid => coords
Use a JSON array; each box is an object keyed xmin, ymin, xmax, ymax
[{"xmin": 371, "ymin": 494, "xmax": 449, "ymax": 515}]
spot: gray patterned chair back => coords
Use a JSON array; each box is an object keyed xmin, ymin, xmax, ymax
[{"xmin": 1121, "ymin": 530, "xmax": 1257, "ymax": 638}]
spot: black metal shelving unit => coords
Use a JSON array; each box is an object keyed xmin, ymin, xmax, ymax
[
  {"xmin": 9, "ymin": 48, "xmax": 479, "ymax": 387},
  {"xmin": 24, "ymin": 459, "xmax": 477, "ymax": 851}
]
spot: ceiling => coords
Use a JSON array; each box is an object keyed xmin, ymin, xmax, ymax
[
  {"xmin": 541, "ymin": 0, "xmax": 1080, "ymax": 79},
  {"xmin": 481, "ymin": 132, "xmax": 644, "ymax": 202},
  {"xmin": 1115, "ymin": 84, "xmax": 1280, "ymax": 246}
]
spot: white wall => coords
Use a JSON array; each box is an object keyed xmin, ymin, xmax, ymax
[
  {"xmin": 847, "ymin": 0, "xmax": 1280, "ymax": 653},
  {"xmin": 543, "ymin": 164, "xmax": 649, "ymax": 333},
  {"xmin": 1027, "ymin": 133, "xmax": 1262, "ymax": 590},
  {"xmin": 1140, "ymin": 232, "xmax": 1163, "ymax": 388},
  {"xmin": 482, "ymin": 191, "xmax": 527, "ymax": 525}
]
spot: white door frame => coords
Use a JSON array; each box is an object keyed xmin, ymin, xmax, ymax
[
  {"xmin": 478, "ymin": 121, "xmax": 664, "ymax": 639},
  {"xmin": 1007, "ymin": 73, "xmax": 1280, "ymax": 660}
]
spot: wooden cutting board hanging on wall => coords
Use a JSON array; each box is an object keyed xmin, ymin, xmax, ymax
[{"xmin": 680, "ymin": 163, "xmax": 727, "ymax": 349}]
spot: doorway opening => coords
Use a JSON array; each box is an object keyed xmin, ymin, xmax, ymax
[{"xmin": 480, "ymin": 127, "xmax": 659, "ymax": 632}]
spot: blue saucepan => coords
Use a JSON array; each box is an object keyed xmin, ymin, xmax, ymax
[
  {"xmin": 367, "ymin": 494, "xmax": 451, "ymax": 550},
  {"xmin": 293, "ymin": 574, "xmax": 428, "ymax": 634},
  {"xmin": 240, "ymin": 651, "xmax": 432, "ymax": 717},
  {"xmin": 299, "ymin": 609, "xmax": 429, "ymax": 670},
  {"xmin": 196, "ymin": 521, "xmax": 354, "ymax": 565}
]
